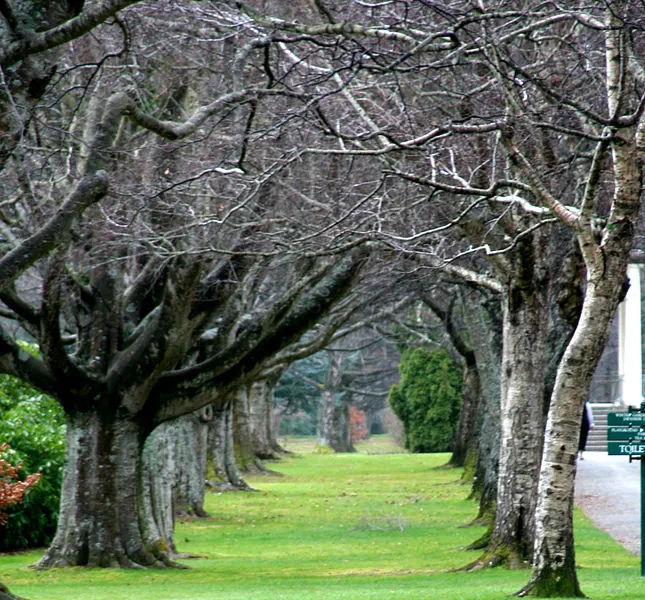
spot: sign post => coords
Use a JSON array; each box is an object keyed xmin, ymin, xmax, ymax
[{"xmin": 607, "ymin": 402, "xmax": 645, "ymax": 576}]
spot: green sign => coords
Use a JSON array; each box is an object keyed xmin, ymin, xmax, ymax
[
  {"xmin": 607, "ymin": 412, "xmax": 645, "ymax": 426},
  {"xmin": 607, "ymin": 427, "xmax": 645, "ymax": 441},
  {"xmin": 606, "ymin": 404, "xmax": 645, "ymax": 579},
  {"xmin": 608, "ymin": 441, "xmax": 645, "ymax": 455}
]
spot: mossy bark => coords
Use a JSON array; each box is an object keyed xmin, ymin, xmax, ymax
[
  {"xmin": 466, "ymin": 541, "xmax": 529, "ymax": 571},
  {"xmin": 466, "ymin": 288, "xmax": 548, "ymax": 568},
  {"xmin": 36, "ymin": 409, "xmax": 173, "ymax": 569},
  {"xmin": 0, "ymin": 582, "xmax": 23, "ymax": 600},
  {"xmin": 448, "ymin": 347, "xmax": 481, "ymax": 469},
  {"xmin": 515, "ymin": 545, "xmax": 583, "ymax": 597},
  {"xmin": 248, "ymin": 374, "xmax": 289, "ymax": 459},
  {"xmin": 208, "ymin": 401, "xmax": 251, "ymax": 490},
  {"xmin": 460, "ymin": 448, "xmax": 479, "ymax": 485}
]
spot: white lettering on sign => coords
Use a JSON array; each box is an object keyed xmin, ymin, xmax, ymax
[{"xmin": 619, "ymin": 444, "xmax": 645, "ymax": 454}]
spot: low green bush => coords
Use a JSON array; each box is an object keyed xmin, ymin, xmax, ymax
[{"xmin": 0, "ymin": 374, "xmax": 65, "ymax": 551}]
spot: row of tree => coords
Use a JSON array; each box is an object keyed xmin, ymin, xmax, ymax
[{"xmin": 2, "ymin": 1, "xmax": 645, "ymax": 598}]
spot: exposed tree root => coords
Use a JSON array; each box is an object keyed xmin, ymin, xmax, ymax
[
  {"xmin": 464, "ymin": 527, "xmax": 492, "ymax": 549},
  {"xmin": 33, "ymin": 535, "xmax": 187, "ymax": 570},
  {"xmin": 515, "ymin": 578, "xmax": 586, "ymax": 598},
  {"xmin": 459, "ymin": 515, "xmax": 492, "ymax": 529},
  {"xmin": 206, "ymin": 479, "xmax": 257, "ymax": 492},
  {"xmin": 0, "ymin": 582, "xmax": 24, "ymax": 600},
  {"xmin": 456, "ymin": 543, "xmax": 528, "ymax": 573},
  {"xmin": 515, "ymin": 564, "xmax": 585, "ymax": 597},
  {"xmin": 271, "ymin": 442, "xmax": 292, "ymax": 456}
]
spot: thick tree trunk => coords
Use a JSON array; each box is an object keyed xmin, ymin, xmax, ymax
[
  {"xmin": 208, "ymin": 401, "xmax": 250, "ymax": 490},
  {"xmin": 462, "ymin": 291, "xmax": 502, "ymax": 524},
  {"xmin": 171, "ymin": 410, "xmax": 211, "ymax": 517},
  {"xmin": 516, "ymin": 279, "xmax": 625, "ymax": 596},
  {"xmin": 469, "ymin": 237, "xmax": 551, "ymax": 570},
  {"xmin": 140, "ymin": 409, "xmax": 211, "ymax": 555},
  {"xmin": 0, "ymin": 582, "xmax": 22, "ymax": 600},
  {"xmin": 248, "ymin": 371, "xmax": 289, "ymax": 458},
  {"xmin": 449, "ymin": 358, "xmax": 481, "ymax": 469},
  {"xmin": 316, "ymin": 350, "xmax": 343, "ymax": 450},
  {"xmin": 37, "ymin": 409, "xmax": 171, "ymax": 568},
  {"xmin": 486, "ymin": 296, "xmax": 548, "ymax": 567},
  {"xmin": 141, "ymin": 423, "xmax": 177, "ymax": 555},
  {"xmin": 233, "ymin": 387, "xmax": 266, "ymax": 474},
  {"xmin": 471, "ymin": 400, "xmax": 499, "ymax": 519},
  {"xmin": 331, "ymin": 401, "xmax": 356, "ymax": 452}
]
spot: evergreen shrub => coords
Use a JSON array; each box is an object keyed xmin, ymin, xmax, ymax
[{"xmin": 388, "ymin": 347, "xmax": 462, "ymax": 453}]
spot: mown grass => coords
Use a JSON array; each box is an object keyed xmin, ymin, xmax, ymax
[{"xmin": 0, "ymin": 435, "xmax": 642, "ymax": 599}]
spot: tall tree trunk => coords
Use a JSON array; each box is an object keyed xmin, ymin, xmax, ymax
[
  {"xmin": 449, "ymin": 356, "xmax": 481, "ymax": 469},
  {"xmin": 248, "ymin": 371, "xmax": 289, "ymax": 458},
  {"xmin": 486, "ymin": 294, "xmax": 548, "ymax": 566},
  {"xmin": 141, "ymin": 422, "xmax": 177, "ymax": 555},
  {"xmin": 140, "ymin": 408, "xmax": 211, "ymax": 556},
  {"xmin": 316, "ymin": 350, "xmax": 343, "ymax": 450},
  {"xmin": 172, "ymin": 409, "xmax": 211, "ymax": 517},
  {"xmin": 421, "ymin": 291, "xmax": 483, "ymax": 470},
  {"xmin": 208, "ymin": 401, "xmax": 250, "ymax": 490},
  {"xmin": 469, "ymin": 237, "xmax": 551, "ymax": 570},
  {"xmin": 471, "ymin": 393, "xmax": 499, "ymax": 518},
  {"xmin": 36, "ymin": 408, "xmax": 171, "ymax": 568},
  {"xmin": 331, "ymin": 401, "xmax": 356, "ymax": 452},
  {"xmin": 517, "ymin": 272, "xmax": 629, "ymax": 596},
  {"xmin": 463, "ymin": 291, "xmax": 502, "ymax": 523},
  {"xmin": 518, "ymin": 5, "xmax": 642, "ymax": 592},
  {"xmin": 233, "ymin": 386, "xmax": 266, "ymax": 474}
]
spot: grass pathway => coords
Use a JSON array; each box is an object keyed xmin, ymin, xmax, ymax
[{"xmin": 0, "ymin": 436, "xmax": 642, "ymax": 599}]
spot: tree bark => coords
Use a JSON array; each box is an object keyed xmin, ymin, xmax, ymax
[
  {"xmin": 36, "ymin": 408, "xmax": 171, "ymax": 568},
  {"xmin": 0, "ymin": 582, "xmax": 23, "ymax": 600},
  {"xmin": 172, "ymin": 410, "xmax": 211, "ymax": 517},
  {"xmin": 517, "ymin": 274, "xmax": 627, "ymax": 596},
  {"xmin": 233, "ymin": 386, "xmax": 266, "ymax": 474},
  {"xmin": 208, "ymin": 401, "xmax": 250, "ymax": 490},
  {"xmin": 517, "ymin": 5, "xmax": 643, "ymax": 593},
  {"xmin": 248, "ymin": 371, "xmax": 289, "ymax": 459},
  {"xmin": 141, "ymin": 422, "xmax": 177, "ymax": 555},
  {"xmin": 449, "ymin": 357, "xmax": 481, "ymax": 469},
  {"xmin": 316, "ymin": 350, "xmax": 343, "ymax": 450},
  {"xmin": 486, "ymin": 291, "xmax": 548, "ymax": 566},
  {"xmin": 468, "ymin": 235, "xmax": 551, "ymax": 570},
  {"xmin": 140, "ymin": 408, "xmax": 212, "ymax": 555},
  {"xmin": 467, "ymin": 293, "xmax": 502, "ymax": 522},
  {"xmin": 331, "ymin": 401, "xmax": 356, "ymax": 452}
]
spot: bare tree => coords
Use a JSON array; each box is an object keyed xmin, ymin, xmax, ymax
[
  {"xmin": 240, "ymin": 1, "xmax": 645, "ymax": 594},
  {"xmin": 0, "ymin": 0, "xmax": 377, "ymax": 569}
]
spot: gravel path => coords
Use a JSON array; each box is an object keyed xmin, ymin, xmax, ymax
[{"xmin": 575, "ymin": 451, "xmax": 641, "ymax": 554}]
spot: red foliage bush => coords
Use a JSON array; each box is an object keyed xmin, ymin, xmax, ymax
[
  {"xmin": 0, "ymin": 443, "xmax": 41, "ymax": 525},
  {"xmin": 349, "ymin": 406, "xmax": 369, "ymax": 443}
]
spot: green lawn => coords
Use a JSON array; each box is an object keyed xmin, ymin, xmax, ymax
[{"xmin": 1, "ymin": 436, "xmax": 642, "ymax": 599}]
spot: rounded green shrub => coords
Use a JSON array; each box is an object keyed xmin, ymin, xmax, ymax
[{"xmin": 389, "ymin": 347, "xmax": 462, "ymax": 453}]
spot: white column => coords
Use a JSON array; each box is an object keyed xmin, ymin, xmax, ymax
[{"xmin": 619, "ymin": 263, "xmax": 642, "ymax": 407}]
